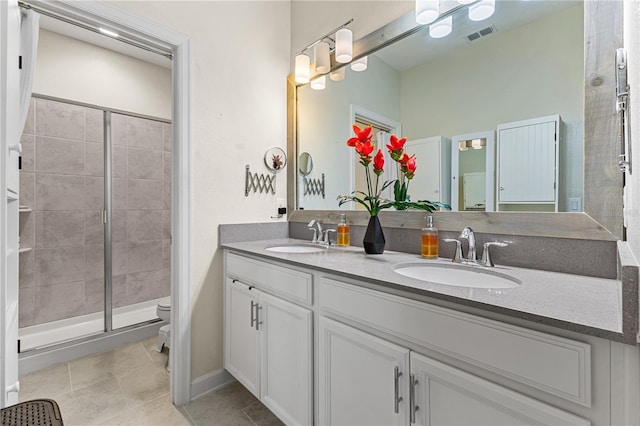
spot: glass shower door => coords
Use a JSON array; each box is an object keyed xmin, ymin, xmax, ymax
[
  {"xmin": 110, "ymin": 112, "xmax": 171, "ymax": 330},
  {"xmin": 18, "ymin": 97, "xmax": 106, "ymax": 351}
]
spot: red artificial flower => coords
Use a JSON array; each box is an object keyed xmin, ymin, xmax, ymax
[
  {"xmin": 347, "ymin": 124, "xmax": 373, "ymax": 147},
  {"xmin": 386, "ymin": 134, "xmax": 407, "ymax": 161},
  {"xmin": 400, "ymin": 153, "xmax": 416, "ymax": 180},
  {"xmin": 373, "ymin": 149, "xmax": 384, "ymax": 175},
  {"xmin": 355, "ymin": 140, "xmax": 375, "ymax": 165}
]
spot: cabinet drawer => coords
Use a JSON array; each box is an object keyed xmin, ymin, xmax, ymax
[
  {"xmin": 320, "ymin": 277, "xmax": 591, "ymax": 407},
  {"xmin": 226, "ymin": 252, "xmax": 313, "ymax": 306}
]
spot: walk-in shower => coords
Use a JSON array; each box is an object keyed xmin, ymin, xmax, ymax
[{"xmin": 18, "ymin": 95, "xmax": 172, "ymax": 353}]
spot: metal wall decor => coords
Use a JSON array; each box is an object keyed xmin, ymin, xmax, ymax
[
  {"xmin": 304, "ymin": 173, "xmax": 325, "ymax": 198},
  {"xmin": 245, "ymin": 147, "xmax": 287, "ymax": 196}
]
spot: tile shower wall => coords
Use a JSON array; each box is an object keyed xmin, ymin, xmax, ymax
[{"xmin": 18, "ymin": 97, "xmax": 171, "ymax": 328}]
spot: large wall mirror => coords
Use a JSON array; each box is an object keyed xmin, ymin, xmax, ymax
[{"xmin": 288, "ymin": 0, "xmax": 622, "ymax": 240}]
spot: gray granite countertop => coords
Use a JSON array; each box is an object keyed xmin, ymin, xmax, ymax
[{"xmin": 222, "ymin": 238, "xmax": 626, "ymax": 343}]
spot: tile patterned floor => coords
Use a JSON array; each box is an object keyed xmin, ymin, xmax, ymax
[{"xmin": 18, "ymin": 337, "xmax": 283, "ymax": 426}]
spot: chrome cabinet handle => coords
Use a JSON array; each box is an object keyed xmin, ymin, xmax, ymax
[
  {"xmin": 256, "ymin": 305, "xmax": 263, "ymax": 330},
  {"xmin": 394, "ymin": 366, "xmax": 403, "ymax": 414},
  {"xmin": 250, "ymin": 301, "xmax": 257, "ymax": 328},
  {"xmin": 410, "ymin": 374, "xmax": 419, "ymax": 423}
]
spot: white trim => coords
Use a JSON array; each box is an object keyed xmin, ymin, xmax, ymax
[
  {"xmin": 190, "ymin": 369, "xmax": 235, "ymax": 401},
  {"xmin": 26, "ymin": 0, "xmax": 192, "ymax": 405},
  {"xmin": 451, "ymin": 130, "xmax": 496, "ymax": 212}
]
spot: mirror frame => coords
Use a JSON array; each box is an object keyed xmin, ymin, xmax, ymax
[{"xmin": 287, "ymin": 1, "xmax": 622, "ymax": 241}]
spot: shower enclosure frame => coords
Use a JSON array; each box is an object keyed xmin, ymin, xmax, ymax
[
  {"xmin": 19, "ymin": 93, "xmax": 173, "ymax": 348},
  {"xmin": 12, "ymin": 0, "xmax": 192, "ymax": 405}
]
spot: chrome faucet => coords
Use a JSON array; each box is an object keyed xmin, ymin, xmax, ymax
[
  {"xmin": 481, "ymin": 241, "xmax": 508, "ymax": 267},
  {"xmin": 307, "ymin": 220, "xmax": 323, "ymax": 243},
  {"xmin": 323, "ymin": 229, "xmax": 336, "ymax": 245},
  {"xmin": 445, "ymin": 227, "xmax": 509, "ymax": 267},
  {"xmin": 459, "ymin": 227, "xmax": 477, "ymax": 262}
]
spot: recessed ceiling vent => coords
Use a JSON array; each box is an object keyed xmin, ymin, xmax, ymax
[{"xmin": 466, "ymin": 25, "xmax": 497, "ymax": 42}]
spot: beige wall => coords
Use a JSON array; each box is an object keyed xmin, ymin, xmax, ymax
[
  {"xmin": 108, "ymin": 1, "xmax": 290, "ymax": 380},
  {"xmin": 34, "ymin": 29, "xmax": 171, "ymax": 119}
]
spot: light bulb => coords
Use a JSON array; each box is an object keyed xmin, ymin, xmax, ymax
[
  {"xmin": 330, "ymin": 67, "xmax": 346, "ymax": 81},
  {"xmin": 314, "ymin": 42, "xmax": 330, "ymax": 74},
  {"xmin": 469, "ymin": 0, "xmax": 495, "ymax": 21},
  {"xmin": 471, "ymin": 139, "xmax": 483, "ymax": 149},
  {"xmin": 429, "ymin": 15, "xmax": 452, "ymax": 38},
  {"xmin": 350, "ymin": 56, "xmax": 368, "ymax": 72},
  {"xmin": 294, "ymin": 54, "xmax": 310, "ymax": 84},
  {"xmin": 416, "ymin": 0, "xmax": 439, "ymax": 25},
  {"xmin": 335, "ymin": 28, "xmax": 353, "ymax": 63},
  {"xmin": 310, "ymin": 75, "xmax": 326, "ymax": 90}
]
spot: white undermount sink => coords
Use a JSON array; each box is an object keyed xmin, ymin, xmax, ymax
[
  {"xmin": 265, "ymin": 244, "xmax": 327, "ymax": 254},
  {"xmin": 392, "ymin": 262, "xmax": 521, "ymax": 289}
]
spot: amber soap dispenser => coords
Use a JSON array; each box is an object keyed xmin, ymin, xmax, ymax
[
  {"xmin": 337, "ymin": 213, "xmax": 350, "ymax": 246},
  {"xmin": 421, "ymin": 216, "xmax": 438, "ymax": 259}
]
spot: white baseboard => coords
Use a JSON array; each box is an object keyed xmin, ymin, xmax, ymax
[{"xmin": 190, "ymin": 368, "xmax": 235, "ymax": 401}]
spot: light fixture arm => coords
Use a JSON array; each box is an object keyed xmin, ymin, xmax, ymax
[{"xmin": 297, "ymin": 18, "xmax": 354, "ymax": 55}]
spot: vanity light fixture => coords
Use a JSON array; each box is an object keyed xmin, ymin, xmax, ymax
[
  {"xmin": 330, "ymin": 67, "xmax": 346, "ymax": 81},
  {"xmin": 295, "ymin": 53, "xmax": 311, "ymax": 84},
  {"xmin": 99, "ymin": 28, "xmax": 119, "ymax": 38},
  {"xmin": 335, "ymin": 28, "xmax": 353, "ymax": 63},
  {"xmin": 471, "ymin": 138, "xmax": 485, "ymax": 149},
  {"xmin": 469, "ymin": 0, "xmax": 495, "ymax": 21},
  {"xmin": 310, "ymin": 75, "xmax": 326, "ymax": 90},
  {"xmin": 314, "ymin": 42, "xmax": 330, "ymax": 74},
  {"xmin": 350, "ymin": 56, "xmax": 368, "ymax": 72},
  {"xmin": 294, "ymin": 19, "xmax": 354, "ymax": 85},
  {"xmin": 458, "ymin": 139, "xmax": 485, "ymax": 151},
  {"xmin": 429, "ymin": 15, "xmax": 452, "ymax": 38},
  {"xmin": 416, "ymin": 0, "xmax": 440, "ymax": 25}
]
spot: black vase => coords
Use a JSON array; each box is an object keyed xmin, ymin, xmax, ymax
[{"xmin": 363, "ymin": 215, "xmax": 386, "ymax": 254}]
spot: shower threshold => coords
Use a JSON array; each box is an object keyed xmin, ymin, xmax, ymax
[{"xmin": 19, "ymin": 298, "xmax": 167, "ymax": 352}]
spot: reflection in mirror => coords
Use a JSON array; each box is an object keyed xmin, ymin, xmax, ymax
[
  {"xmin": 451, "ymin": 131, "xmax": 495, "ymax": 211},
  {"xmin": 296, "ymin": 0, "xmax": 583, "ymax": 212},
  {"xmin": 298, "ymin": 152, "xmax": 313, "ymax": 176}
]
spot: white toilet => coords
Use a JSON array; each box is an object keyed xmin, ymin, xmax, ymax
[{"xmin": 156, "ymin": 298, "xmax": 171, "ymax": 353}]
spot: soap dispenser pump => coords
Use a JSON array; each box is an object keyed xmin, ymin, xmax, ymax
[
  {"xmin": 337, "ymin": 213, "xmax": 350, "ymax": 246},
  {"xmin": 421, "ymin": 215, "xmax": 438, "ymax": 259}
]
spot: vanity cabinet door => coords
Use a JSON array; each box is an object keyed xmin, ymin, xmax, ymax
[
  {"xmin": 259, "ymin": 292, "xmax": 312, "ymax": 426},
  {"xmin": 409, "ymin": 352, "xmax": 589, "ymax": 426},
  {"xmin": 319, "ymin": 317, "xmax": 410, "ymax": 426},
  {"xmin": 224, "ymin": 279, "xmax": 260, "ymax": 397}
]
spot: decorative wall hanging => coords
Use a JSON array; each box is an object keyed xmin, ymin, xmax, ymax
[
  {"xmin": 304, "ymin": 173, "xmax": 325, "ymax": 198},
  {"xmin": 245, "ymin": 147, "xmax": 287, "ymax": 196}
]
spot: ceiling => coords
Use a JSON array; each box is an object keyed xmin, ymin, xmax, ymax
[
  {"xmin": 38, "ymin": 14, "xmax": 172, "ymax": 69},
  {"xmin": 375, "ymin": 0, "xmax": 580, "ymax": 72}
]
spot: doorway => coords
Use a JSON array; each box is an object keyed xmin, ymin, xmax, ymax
[{"xmin": 9, "ymin": 0, "xmax": 191, "ymax": 405}]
